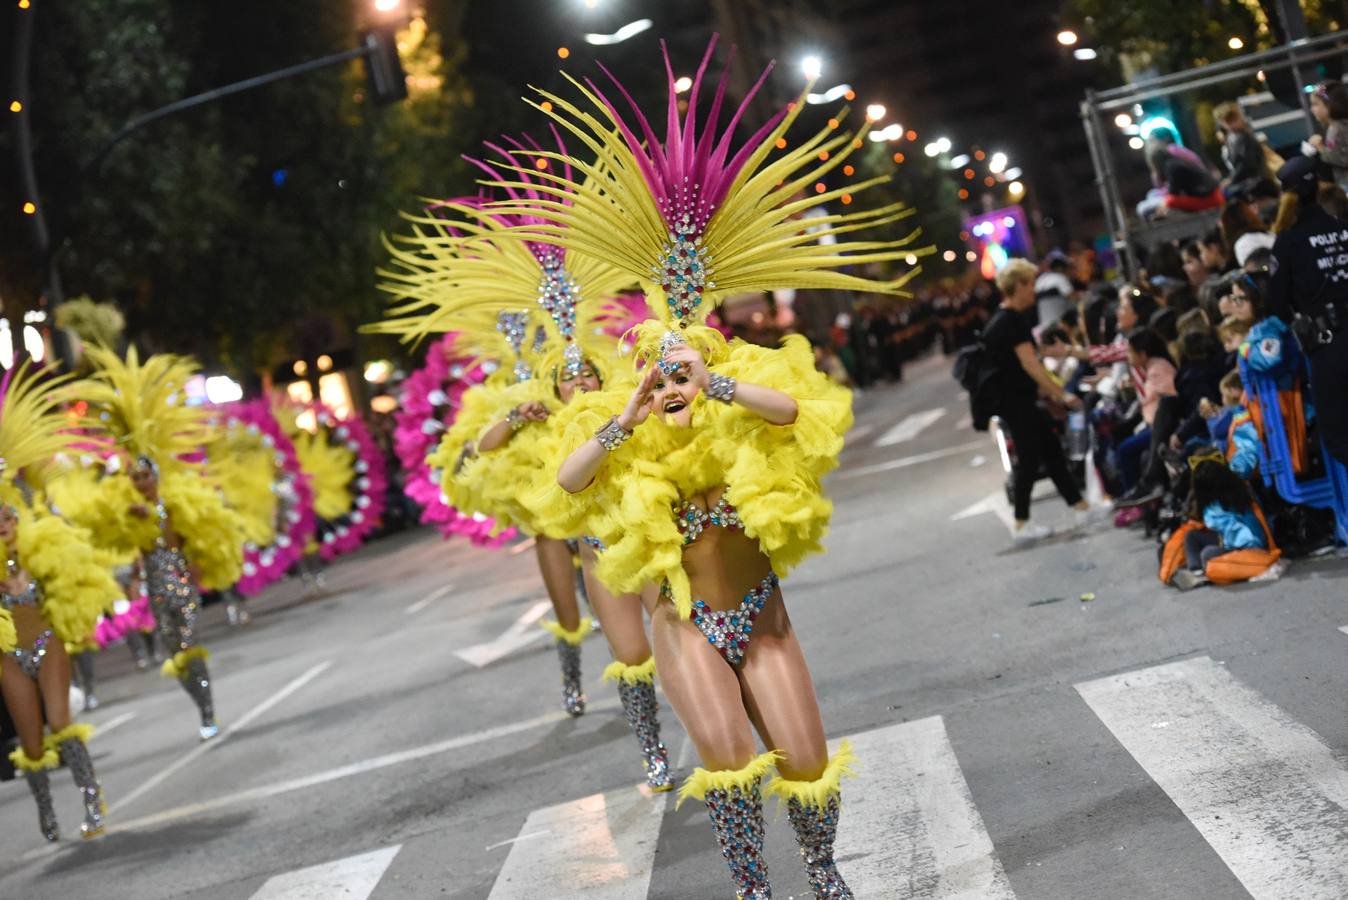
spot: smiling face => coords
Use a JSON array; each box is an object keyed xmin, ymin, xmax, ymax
[
  {"xmin": 556, "ymin": 362, "xmax": 600, "ymax": 404},
  {"xmin": 651, "ymin": 366, "xmax": 700, "ymax": 427},
  {"xmin": 129, "ymin": 462, "xmax": 159, "ymax": 499}
]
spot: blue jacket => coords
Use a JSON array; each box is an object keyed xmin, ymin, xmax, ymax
[
  {"xmin": 1202, "ymin": 502, "xmax": 1268, "ymax": 551},
  {"xmin": 1205, "ymin": 405, "xmax": 1236, "ymax": 443},
  {"xmin": 1227, "ymin": 408, "xmax": 1261, "ymax": 479}
]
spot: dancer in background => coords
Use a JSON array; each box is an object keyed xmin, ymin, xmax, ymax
[
  {"xmin": 63, "ymin": 346, "xmax": 247, "ymax": 741},
  {"xmin": 0, "ymin": 364, "xmax": 120, "ymax": 841}
]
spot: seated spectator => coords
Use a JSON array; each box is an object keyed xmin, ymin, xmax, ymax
[
  {"xmin": 1197, "ymin": 370, "xmax": 1262, "ymax": 478},
  {"xmin": 1214, "ymin": 101, "xmax": 1279, "ymax": 202},
  {"xmin": 1165, "ymin": 456, "xmax": 1276, "ymax": 590},
  {"xmin": 1181, "ymin": 240, "xmax": 1214, "ymax": 290},
  {"xmin": 1219, "ymin": 202, "xmax": 1276, "ymax": 267},
  {"xmin": 1114, "ymin": 329, "xmax": 1180, "ymax": 507},
  {"xmin": 1139, "ymin": 133, "xmax": 1224, "ymax": 219},
  {"xmin": 1170, "ymin": 329, "xmax": 1228, "ymax": 450},
  {"xmin": 1307, "ymin": 80, "xmax": 1348, "ymax": 191}
]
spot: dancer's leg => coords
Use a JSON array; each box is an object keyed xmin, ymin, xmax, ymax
[
  {"xmin": 581, "ymin": 554, "xmax": 650, "ymax": 665},
  {"xmin": 2, "ymin": 656, "xmax": 60, "ymax": 841},
  {"xmin": 535, "ymin": 537, "xmax": 581, "ymax": 631},
  {"xmin": 738, "ymin": 589, "xmax": 854, "ymax": 900},
  {"xmin": 646, "ymin": 595, "xmax": 772, "ymax": 897}
]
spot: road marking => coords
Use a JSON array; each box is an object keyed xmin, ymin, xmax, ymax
[
  {"xmin": 405, "ymin": 583, "xmax": 456, "ymax": 615},
  {"xmin": 487, "ymin": 788, "xmax": 667, "ymax": 899},
  {"xmin": 1077, "ymin": 657, "xmax": 1348, "ymax": 900},
  {"xmin": 845, "ymin": 423, "xmax": 876, "ymax": 445},
  {"xmin": 455, "ymin": 599, "xmax": 553, "ymax": 668},
  {"xmin": 111, "ymin": 659, "xmax": 333, "ymax": 814},
  {"xmin": 248, "ymin": 845, "xmax": 401, "ymax": 900},
  {"xmin": 834, "ymin": 716, "xmax": 1017, "ymax": 899},
  {"xmin": 951, "ymin": 489, "xmax": 1016, "ymax": 535},
  {"xmin": 838, "ymin": 440, "xmax": 987, "ymax": 480},
  {"xmin": 1338, "ymin": 626, "xmax": 1348, "ymax": 636},
  {"xmin": 484, "ymin": 830, "xmax": 551, "ymax": 852},
  {"xmin": 509, "ymin": 536, "xmax": 537, "ymax": 555},
  {"xmin": 105, "ymin": 697, "xmax": 621, "ymax": 834},
  {"xmin": 91, "ymin": 711, "xmax": 137, "ymax": 741},
  {"xmin": 875, "ymin": 408, "xmax": 947, "ymax": 447}
]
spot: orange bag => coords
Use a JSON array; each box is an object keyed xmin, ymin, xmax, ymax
[
  {"xmin": 1246, "ymin": 386, "xmax": 1309, "ymax": 475},
  {"xmin": 1159, "ymin": 521, "xmax": 1203, "ymax": 585}
]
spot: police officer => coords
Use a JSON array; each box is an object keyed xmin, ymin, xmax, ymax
[{"xmin": 1268, "ymin": 155, "xmax": 1348, "ymax": 467}]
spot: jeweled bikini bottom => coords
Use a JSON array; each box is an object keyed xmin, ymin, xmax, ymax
[
  {"xmin": 11, "ymin": 629, "xmax": 54, "ymax": 679},
  {"xmin": 688, "ymin": 572, "xmax": 779, "ymax": 667}
]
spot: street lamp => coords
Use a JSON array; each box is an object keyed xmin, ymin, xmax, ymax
[
  {"xmin": 1009, "ymin": 181, "xmax": 1025, "ymax": 197},
  {"xmin": 1073, "ymin": 48, "xmax": 1098, "ymax": 60},
  {"xmin": 865, "ymin": 103, "xmax": 886, "ymax": 122},
  {"xmin": 1057, "ymin": 29, "xmax": 1078, "ymax": 46},
  {"xmin": 801, "ymin": 55, "xmax": 823, "ymax": 81},
  {"xmin": 988, "ymin": 151, "xmax": 1007, "ymax": 174},
  {"xmin": 806, "ymin": 84, "xmax": 852, "ymax": 105},
  {"xmin": 373, "ymin": 0, "xmax": 401, "ymax": 10},
  {"xmin": 674, "ymin": 76, "xmax": 693, "ymax": 94},
  {"xmin": 1228, "ymin": 36, "xmax": 1244, "ymax": 50},
  {"xmin": 1114, "ymin": 113, "xmax": 1132, "ymax": 128},
  {"xmin": 583, "ymin": 18, "xmax": 653, "ymax": 45}
]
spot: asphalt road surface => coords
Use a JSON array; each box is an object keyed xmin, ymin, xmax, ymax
[{"xmin": 2, "ymin": 353, "xmax": 1345, "ymax": 900}]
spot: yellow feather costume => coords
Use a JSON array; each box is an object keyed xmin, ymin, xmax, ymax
[
  {"xmin": 483, "ymin": 47, "xmax": 921, "ymax": 615},
  {"xmin": 205, "ymin": 418, "xmax": 279, "ymax": 548},
  {"xmin": 60, "ymin": 347, "xmax": 247, "ymax": 591},
  {"xmin": 0, "ymin": 364, "xmax": 120, "ymax": 646},
  {"xmin": 291, "ymin": 428, "xmax": 355, "ymax": 521}
]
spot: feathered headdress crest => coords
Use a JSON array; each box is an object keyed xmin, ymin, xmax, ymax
[
  {"xmin": 491, "ymin": 35, "xmax": 930, "ymax": 361},
  {"xmin": 65, "ymin": 344, "xmax": 210, "ymax": 469},
  {"xmin": 0, "ymin": 363, "xmax": 74, "ymax": 503}
]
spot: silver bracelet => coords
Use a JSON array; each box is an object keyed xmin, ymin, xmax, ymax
[
  {"xmin": 506, "ymin": 407, "xmax": 527, "ymax": 431},
  {"xmin": 706, "ymin": 372, "xmax": 737, "ymax": 404},
  {"xmin": 594, "ymin": 416, "xmax": 632, "ymax": 451}
]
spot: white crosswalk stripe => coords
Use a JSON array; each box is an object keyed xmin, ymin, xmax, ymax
[
  {"xmin": 249, "ymin": 846, "xmax": 401, "ymax": 899},
  {"xmin": 875, "ymin": 408, "xmax": 947, "ymax": 447},
  {"xmin": 1077, "ymin": 656, "xmax": 1348, "ymax": 900},
  {"xmin": 487, "ymin": 788, "xmax": 668, "ymax": 899},
  {"xmin": 835, "ymin": 717, "xmax": 1016, "ymax": 899}
]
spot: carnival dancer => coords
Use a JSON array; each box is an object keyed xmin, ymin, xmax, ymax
[
  {"xmin": 63, "ymin": 346, "xmax": 247, "ymax": 741},
  {"xmin": 0, "ymin": 364, "xmax": 120, "ymax": 841},
  {"xmin": 372, "ymin": 146, "xmax": 676, "ymax": 790},
  {"xmin": 520, "ymin": 37, "xmax": 924, "ymax": 897}
]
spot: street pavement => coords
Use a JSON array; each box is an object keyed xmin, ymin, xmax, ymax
[{"xmin": 2, "ymin": 352, "xmax": 1346, "ymax": 899}]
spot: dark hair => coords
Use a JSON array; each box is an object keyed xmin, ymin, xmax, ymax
[
  {"xmin": 1219, "ymin": 203, "xmax": 1264, "ymax": 250},
  {"xmin": 1243, "ymin": 247, "xmax": 1274, "ymax": 272},
  {"xmin": 1178, "ymin": 329, "xmax": 1216, "ymax": 365},
  {"xmin": 1127, "ymin": 327, "xmax": 1175, "ymax": 365},
  {"xmin": 1231, "ymin": 270, "xmax": 1270, "ymax": 319},
  {"xmin": 1163, "ymin": 283, "xmax": 1198, "ymax": 315},
  {"xmin": 1123, "ymin": 289, "xmax": 1159, "ymax": 324},
  {"xmin": 1201, "ymin": 227, "xmax": 1226, "ymax": 250},
  {"xmin": 1176, "ymin": 307, "xmax": 1212, "ymax": 336},
  {"xmin": 1041, "ymin": 324, "xmax": 1071, "ymax": 346},
  {"xmin": 1180, "ymin": 240, "xmax": 1204, "ymax": 262},
  {"xmin": 1058, "ymin": 307, "xmax": 1080, "ymax": 329},
  {"xmin": 1322, "ymin": 81, "xmax": 1348, "ymax": 120},
  {"xmin": 1190, "ymin": 459, "xmax": 1254, "ymax": 516},
  {"xmin": 1150, "ymin": 307, "xmax": 1179, "ymax": 343}
]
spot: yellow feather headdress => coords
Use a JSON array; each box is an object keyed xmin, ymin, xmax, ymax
[
  {"xmin": 0, "ymin": 363, "xmax": 75, "ymax": 504},
  {"xmin": 65, "ymin": 345, "xmax": 211, "ymax": 469},
  {"xmin": 489, "ymin": 36, "xmax": 931, "ymax": 362}
]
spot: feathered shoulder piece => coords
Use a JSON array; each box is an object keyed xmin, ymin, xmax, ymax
[
  {"xmin": 66, "ymin": 345, "xmax": 210, "ymax": 469},
  {"xmin": 498, "ymin": 36, "xmax": 928, "ymax": 357}
]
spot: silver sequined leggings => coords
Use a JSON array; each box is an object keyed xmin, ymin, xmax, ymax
[{"xmin": 145, "ymin": 547, "xmax": 201, "ymax": 654}]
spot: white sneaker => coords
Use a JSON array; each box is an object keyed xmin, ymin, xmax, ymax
[{"xmin": 1013, "ymin": 523, "xmax": 1053, "ymax": 545}]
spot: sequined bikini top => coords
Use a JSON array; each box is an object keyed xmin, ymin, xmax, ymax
[
  {"xmin": 674, "ymin": 495, "xmax": 743, "ymax": 545},
  {"xmin": 1, "ymin": 581, "xmax": 42, "ymax": 610}
]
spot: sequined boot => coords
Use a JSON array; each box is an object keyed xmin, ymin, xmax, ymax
[
  {"xmin": 766, "ymin": 743, "xmax": 858, "ymax": 900},
  {"xmin": 540, "ymin": 618, "xmax": 591, "ymax": 717},
  {"xmin": 180, "ymin": 654, "xmax": 219, "ymax": 740},
  {"xmin": 10, "ymin": 749, "xmax": 60, "ymax": 842},
  {"xmin": 607, "ymin": 660, "xmax": 673, "ymax": 791},
  {"xmin": 556, "ymin": 640, "xmax": 586, "ymax": 717},
  {"xmin": 681, "ymin": 753, "xmax": 779, "ymax": 899},
  {"xmin": 53, "ymin": 729, "xmax": 106, "ymax": 839}
]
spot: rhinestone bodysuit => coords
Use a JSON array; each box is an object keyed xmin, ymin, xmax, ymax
[{"xmin": 674, "ymin": 495, "xmax": 742, "ymax": 545}]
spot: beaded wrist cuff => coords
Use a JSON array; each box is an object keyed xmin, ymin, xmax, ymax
[
  {"xmin": 595, "ymin": 417, "xmax": 632, "ymax": 451},
  {"xmin": 706, "ymin": 373, "xmax": 737, "ymax": 404},
  {"xmin": 507, "ymin": 407, "xmax": 527, "ymax": 432}
]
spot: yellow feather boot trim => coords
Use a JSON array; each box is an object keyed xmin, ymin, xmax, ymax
[
  {"xmin": 539, "ymin": 617, "xmax": 592, "ymax": 646},
  {"xmin": 763, "ymin": 741, "xmax": 858, "ymax": 810},
  {"xmin": 676, "ymin": 750, "xmax": 782, "ymax": 809},
  {"xmin": 8, "ymin": 746, "xmax": 59, "ymax": 772},
  {"xmin": 161, "ymin": 646, "xmax": 210, "ymax": 679},
  {"xmin": 602, "ymin": 656, "xmax": 656, "ymax": 686},
  {"xmin": 43, "ymin": 722, "xmax": 95, "ymax": 753}
]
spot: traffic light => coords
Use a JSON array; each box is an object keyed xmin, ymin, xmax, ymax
[{"xmin": 362, "ymin": 27, "xmax": 407, "ymax": 106}]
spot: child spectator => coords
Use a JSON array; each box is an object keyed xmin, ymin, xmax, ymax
[
  {"xmin": 1197, "ymin": 370, "xmax": 1261, "ymax": 478},
  {"xmin": 1170, "ymin": 457, "xmax": 1271, "ymax": 590},
  {"xmin": 1213, "ymin": 101, "xmax": 1279, "ymax": 202},
  {"xmin": 1307, "ymin": 80, "xmax": 1348, "ymax": 190}
]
